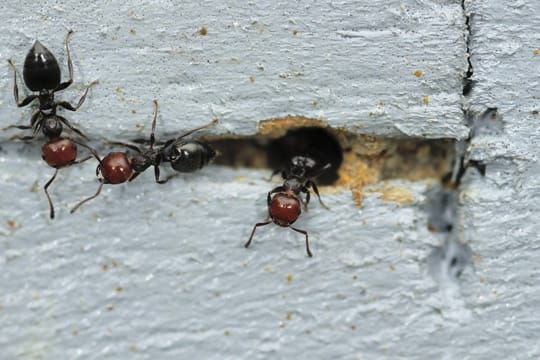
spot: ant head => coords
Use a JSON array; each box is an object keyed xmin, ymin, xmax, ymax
[
  {"xmin": 42, "ymin": 115, "xmax": 64, "ymax": 139},
  {"xmin": 289, "ymin": 155, "xmax": 319, "ymax": 179},
  {"xmin": 167, "ymin": 141, "xmax": 216, "ymax": 173},
  {"xmin": 268, "ymin": 193, "xmax": 301, "ymax": 227},
  {"xmin": 41, "ymin": 138, "xmax": 77, "ymax": 168},
  {"xmin": 98, "ymin": 152, "xmax": 133, "ymax": 184},
  {"xmin": 289, "ymin": 156, "xmax": 306, "ymax": 177},
  {"xmin": 23, "ymin": 40, "xmax": 61, "ymax": 91}
]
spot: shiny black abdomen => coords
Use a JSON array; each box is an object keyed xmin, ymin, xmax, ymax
[{"xmin": 23, "ymin": 41, "xmax": 61, "ymax": 91}]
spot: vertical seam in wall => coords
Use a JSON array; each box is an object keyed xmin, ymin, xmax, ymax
[{"xmin": 462, "ymin": 0, "xmax": 474, "ymax": 98}]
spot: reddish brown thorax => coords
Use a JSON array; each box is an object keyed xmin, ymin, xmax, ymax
[
  {"xmin": 269, "ymin": 193, "xmax": 301, "ymax": 227},
  {"xmin": 98, "ymin": 152, "xmax": 133, "ymax": 184},
  {"xmin": 41, "ymin": 138, "xmax": 77, "ymax": 168}
]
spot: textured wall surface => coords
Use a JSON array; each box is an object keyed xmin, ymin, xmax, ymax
[
  {"xmin": 0, "ymin": 0, "xmax": 538, "ymax": 359},
  {"xmin": 0, "ymin": 0, "xmax": 468, "ymax": 140}
]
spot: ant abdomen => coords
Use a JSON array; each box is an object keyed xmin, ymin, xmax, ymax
[
  {"xmin": 269, "ymin": 193, "xmax": 301, "ymax": 227},
  {"xmin": 24, "ymin": 40, "xmax": 61, "ymax": 91},
  {"xmin": 41, "ymin": 138, "xmax": 77, "ymax": 168},
  {"xmin": 98, "ymin": 152, "xmax": 133, "ymax": 184},
  {"xmin": 166, "ymin": 141, "xmax": 216, "ymax": 173}
]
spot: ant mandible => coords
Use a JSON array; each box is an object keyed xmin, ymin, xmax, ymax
[
  {"xmin": 4, "ymin": 30, "xmax": 98, "ymax": 140},
  {"xmin": 245, "ymin": 155, "xmax": 332, "ymax": 257},
  {"xmin": 41, "ymin": 137, "xmax": 97, "ymax": 219},
  {"xmin": 70, "ymin": 100, "xmax": 217, "ymax": 213}
]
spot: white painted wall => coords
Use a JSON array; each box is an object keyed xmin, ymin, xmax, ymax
[{"xmin": 0, "ymin": 0, "xmax": 538, "ymax": 359}]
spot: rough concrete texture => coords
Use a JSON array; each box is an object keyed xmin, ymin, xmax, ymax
[
  {"xmin": 0, "ymin": 0, "xmax": 468, "ymax": 140},
  {"xmin": 456, "ymin": 0, "xmax": 540, "ymax": 356},
  {"xmin": 0, "ymin": 0, "xmax": 538, "ymax": 359}
]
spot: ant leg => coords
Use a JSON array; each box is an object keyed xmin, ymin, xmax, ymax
[
  {"xmin": 154, "ymin": 165, "xmax": 170, "ymax": 184},
  {"xmin": 9, "ymin": 133, "xmax": 37, "ymax": 141},
  {"xmin": 300, "ymin": 186, "xmax": 311, "ymax": 212},
  {"xmin": 72, "ymin": 155, "xmax": 93, "ymax": 164},
  {"xmin": 311, "ymin": 162, "xmax": 332, "ymax": 178},
  {"xmin": 3, "ymin": 124, "xmax": 33, "ymax": 131},
  {"xmin": 56, "ymin": 80, "xmax": 99, "ymax": 111},
  {"xmin": 56, "ymin": 115, "xmax": 88, "ymax": 140},
  {"xmin": 290, "ymin": 226, "xmax": 312, "ymax": 257},
  {"xmin": 29, "ymin": 111, "xmax": 42, "ymax": 127},
  {"xmin": 128, "ymin": 171, "xmax": 142, "ymax": 182},
  {"xmin": 107, "ymin": 141, "xmax": 142, "ymax": 153},
  {"xmin": 266, "ymin": 169, "xmax": 281, "ymax": 182},
  {"xmin": 44, "ymin": 169, "xmax": 59, "ymax": 219},
  {"xmin": 70, "ymin": 181, "xmax": 104, "ymax": 214},
  {"xmin": 55, "ymin": 30, "xmax": 74, "ymax": 91},
  {"xmin": 244, "ymin": 221, "xmax": 272, "ymax": 249},
  {"xmin": 7, "ymin": 59, "xmax": 38, "ymax": 107},
  {"xmin": 305, "ymin": 180, "xmax": 330, "ymax": 210},
  {"xmin": 72, "ymin": 140, "xmax": 102, "ymax": 164},
  {"xmin": 157, "ymin": 173, "xmax": 178, "ymax": 184},
  {"xmin": 173, "ymin": 118, "xmax": 218, "ymax": 142},
  {"xmin": 150, "ymin": 99, "xmax": 159, "ymax": 150},
  {"xmin": 267, "ymin": 185, "xmax": 285, "ymax": 205},
  {"xmin": 4, "ymin": 112, "xmax": 42, "ymax": 140}
]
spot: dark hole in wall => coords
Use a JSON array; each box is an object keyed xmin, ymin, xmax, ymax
[
  {"xmin": 206, "ymin": 127, "xmax": 343, "ymax": 185},
  {"xmin": 266, "ymin": 127, "xmax": 343, "ymax": 184}
]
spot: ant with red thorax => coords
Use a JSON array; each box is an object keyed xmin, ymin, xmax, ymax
[
  {"xmin": 70, "ymin": 100, "xmax": 217, "ymax": 213},
  {"xmin": 245, "ymin": 155, "xmax": 331, "ymax": 257},
  {"xmin": 4, "ymin": 30, "xmax": 97, "ymax": 141}
]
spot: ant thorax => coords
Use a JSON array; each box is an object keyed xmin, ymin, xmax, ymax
[
  {"xmin": 128, "ymin": 149, "xmax": 156, "ymax": 173},
  {"xmin": 283, "ymin": 177, "xmax": 304, "ymax": 194},
  {"xmin": 38, "ymin": 92, "xmax": 56, "ymax": 111}
]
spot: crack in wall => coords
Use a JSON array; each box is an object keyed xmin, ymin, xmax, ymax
[
  {"xmin": 426, "ymin": 1, "xmax": 490, "ymax": 284},
  {"xmin": 462, "ymin": 0, "xmax": 474, "ymax": 96}
]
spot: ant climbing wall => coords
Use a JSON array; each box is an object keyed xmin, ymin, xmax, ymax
[{"xmin": 0, "ymin": 0, "xmax": 539, "ymax": 358}]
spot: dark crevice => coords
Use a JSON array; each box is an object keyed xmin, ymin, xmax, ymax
[
  {"xmin": 202, "ymin": 122, "xmax": 456, "ymax": 195},
  {"xmin": 266, "ymin": 127, "xmax": 343, "ymax": 184},
  {"xmin": 426, "ymin": 2, "xmax": 480, "ymax": 282},
  {"xmin": 462, "ymin": 1, "xmax": 474, "ymax": 96},
  {"xmin": 205, "ymin": 127, "xmax": 343, "ymax": 185}
]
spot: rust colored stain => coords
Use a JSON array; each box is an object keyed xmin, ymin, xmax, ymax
[
  {"xmin": 336, "ymin": 151, "xmax": 380, "ymax": 207},
  {"xmin": 258, "ymin": 116, "xmax": 328, "ymax": 137},
  {"xmin": 374, "ymin": 185, "xmax": 414, "ymax": 205}
]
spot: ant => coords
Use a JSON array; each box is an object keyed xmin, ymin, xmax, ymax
[
  {"xmin": 70, "ymin": 100, "xmax": 217, "ymax": 213},
  {"xmin": 41, "ymin": 137, "xmax": 97, "ymax": 219},
  {"xmin": 245, "ymin": 155, "xmax": 332, "ymax": 257},
  {"xmin": 4, "ymin": 30, "xmax": 98, "ymax": 141}
]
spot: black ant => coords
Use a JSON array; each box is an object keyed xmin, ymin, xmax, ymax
[
  {"xmin": 41, "ymin": 137, "xmax": 96, "ymax": 219},
  {"xmin": 70, "ymin": 100, "xmax": 217, "ymax": 213},
  {"xmin": 4, "ymin": 30, "xmax": 97, "ymax": 141},
  {"xmin": 245, "ymin": 155, "xmax": 332, "ymax": 257}
]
